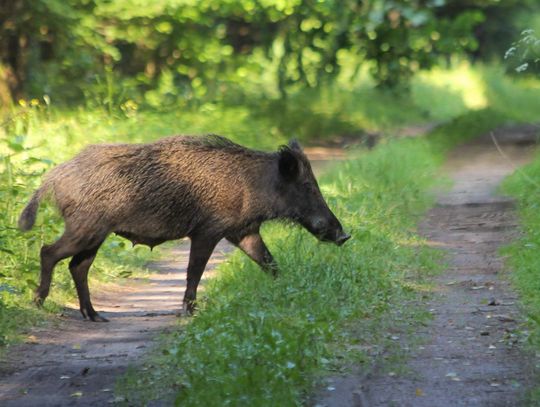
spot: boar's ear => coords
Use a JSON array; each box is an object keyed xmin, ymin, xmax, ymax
[
  {"xmin": 288, "ymin": 139, "xmax": 302, "ymax": 152},
  {"xmin": 278, "ymin": 147, "xmax": 300, "ymax": 181}
]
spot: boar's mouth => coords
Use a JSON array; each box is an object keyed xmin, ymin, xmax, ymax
[
  {"xmin": 289, "ymin": 216, "xmax": 351, "ymax": 246},
  {"xmin": 335, "ymin": 232, "xmax": 351, "ymax": 246},
  {"xmin": 304, "ymin": 221, "xmax": 351, "ymax": 246},
  {"xmin": 317, "ymin": 230, "xmax": 351, "ymax": 246}
]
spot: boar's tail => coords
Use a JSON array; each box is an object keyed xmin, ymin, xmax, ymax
[{"xmin": 18, "ymin": 185, "xmax": 49, "ymax": 232}]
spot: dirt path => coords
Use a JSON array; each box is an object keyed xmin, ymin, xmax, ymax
[
  {"xmin": 317, "ymin": 126, "xmax": 539, "ymax": 406},
  {"xmin": 0, "ymin": 241, "xmax": 231, "ymax": 406}
]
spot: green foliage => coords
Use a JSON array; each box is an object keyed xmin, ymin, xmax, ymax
[
  {"xmin": 2, "ymin": 0, "xmax": 536, "ymax": 107},
  {"xmin": 411, "ymin": 61, "xmax": 487, "ymax": 118},
  {"xmin": 482, "ymin": 65, "xmax": 540, "ymax": 123},
  {"xmin": 505, "ymin": 29, "xmax": 540, "ymax": 75},
  {"xmin": 501, "ymin": 157, "xmax": 540, "ymax": 345},
  {"xmin": 116, "ymin": 110, "xmax": 501, "ymax": 405},
  {"xmin": 361, "ymin": 2, "xmax": 484, "ymax": 89}
]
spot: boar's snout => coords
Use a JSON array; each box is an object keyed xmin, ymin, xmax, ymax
[
  {"xmin": 335, "ymin": 231, "xmax": 351, "ymax": 246},
  {"xmin": 310, "ymin": 217, "xmax": 351, "ymax": 246}
]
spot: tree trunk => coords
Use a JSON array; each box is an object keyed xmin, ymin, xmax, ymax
[{"xmin": 0, "ymin": 64, "xmax": 16, "ymax": 110}]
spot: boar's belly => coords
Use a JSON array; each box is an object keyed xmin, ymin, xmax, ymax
[{"xmin": 114, "ymin": 231, "xmax": 170, "ymax": 248}]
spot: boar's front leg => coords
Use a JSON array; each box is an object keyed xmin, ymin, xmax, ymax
[
  {"xmin": 69, "ymin": 245, "xmax": 107, "ymax": 322},
  {"xmin": 183, "ymin": 237, "xmax": 219, "ymax": 315},
  {"xmin": 227, "ymin": 233, "xmax": 278, "ymax": 277}
]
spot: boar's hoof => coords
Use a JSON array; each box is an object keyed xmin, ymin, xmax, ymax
[
  {"xmin": 90, "ymin": 313, "xmax": 109, "ymax": 323},
  {"xmin": 182, "ymin": 301, "xmax": 195, "ymax": 316},
  {"xmin": 33, "ymin": 295, "xmax": 45, "ymax": 308},
  {"xmin": 81, "ymin": 308, "xmax": 109, "ymax": 322},
  {"xmin": 33, "ymin": 289, "xmax": 49, "ymax": 307}
]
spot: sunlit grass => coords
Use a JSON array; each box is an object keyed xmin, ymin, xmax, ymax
[
  {"xmin": 413, "ymin": 61, "xmax": 488, "ymax": 112},
  {"xmin": 483, "ymin": 66, "xmax": 540, "ymax": 123}
]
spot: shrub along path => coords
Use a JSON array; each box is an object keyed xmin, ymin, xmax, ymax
[{"xmin": 317, "ymin": 126, "xmax": 539, "ymax": 406}]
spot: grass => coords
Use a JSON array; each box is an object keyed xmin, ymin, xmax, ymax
[
  {"xmin": 501, "ymin": 153, "xmax": 540, "ymax": 404},
  {"xmin": 115, "ymin": 109, "xmax": 511, "ymax": 405}
]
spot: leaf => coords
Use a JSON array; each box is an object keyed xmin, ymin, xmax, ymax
[
  {"xmin": 0, "ymin": 247, "xmax": 15, "ymax": 255},
  {"xmin": 70, "ymin": 391, "xmax": 83, "ymax": 397},
  {"xmin": 516, "ymin": 63, "xmax": 529, "ymax": 73},
  {"xmin": 25, "ymin": 279, "xmax": 38, "ymax": 289},
  {"xmin": 7, "ymin": 141, "xmax": 24, "ymax": 152},
  {"xmin": 25, "ymin": 157, "xmax": 54, "ymax": 165}
]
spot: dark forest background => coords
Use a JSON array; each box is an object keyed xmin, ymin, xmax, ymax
[{"xmin": 1, "ymin": 0, "xmax": 539, "ymax": 110}]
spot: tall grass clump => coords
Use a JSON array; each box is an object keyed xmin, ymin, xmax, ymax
[{"xmin": 116, "ymin": 110, "xmax": 504, "ymax": 405}]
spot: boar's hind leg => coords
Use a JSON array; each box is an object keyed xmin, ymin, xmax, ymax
[
  {"xmin": 183, "ymin": 237, "xmax": 219, "ymax": 315},
  {"xmin": 69, "ymin": 244, "xmax": 107, "ymax": 322},
  {"xmin": 36, "ymin": 231, "xmax": 89, "ymax": 306},
  {"xmin": 227, "ymin": 233, "xmax": 278, "ymax": 277}
]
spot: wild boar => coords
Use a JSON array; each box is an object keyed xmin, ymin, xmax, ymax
[{"xmin": 19, "ymin": 135, "xmax": 350, "ymax": 321}]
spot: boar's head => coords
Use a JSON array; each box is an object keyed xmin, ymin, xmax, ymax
[{"xmin": 277, "ymin": 140, "xmax": 351, "ymax": 246}]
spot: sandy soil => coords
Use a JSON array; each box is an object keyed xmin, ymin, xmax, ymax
[{"xmin": 316, "ymin": 125, "xmax": 539, "ymax": 406}]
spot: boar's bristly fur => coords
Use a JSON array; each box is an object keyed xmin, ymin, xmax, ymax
[{"xmin": 19, "ymin": 134, "xmax": 349, "ymax": 321}]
